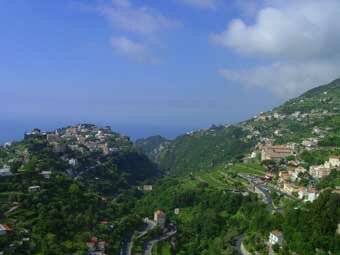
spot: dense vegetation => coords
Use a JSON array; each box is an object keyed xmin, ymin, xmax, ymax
[
  {"xmin": 0, "ymin": 130, "xmax": 158, "ymax": 254},
  {"xmin": 0, "ymin": 173, "xmax": 142, "ymax": 254},
  {"xmin": 158, "ymin": 126, "xmax": 256, "ymax": 174},
  {"xmin": 136, "ymin": 177, "xmax": 340, "ymax": 255}
]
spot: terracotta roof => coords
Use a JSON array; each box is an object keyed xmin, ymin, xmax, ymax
[
  {"xmin": 271, "ymin": 230, "xmax": 283, "ymax": 237},
  {"xmin": 154, "ymin": 210, "xmax": 166, "ymax": 216},
  {"xmin": 90, "ymin": 236, "xmax": 98, "ymax": 243},
  {"xmin": 0, "ymin": 224, "xmax": 12, "ymax": 231}
]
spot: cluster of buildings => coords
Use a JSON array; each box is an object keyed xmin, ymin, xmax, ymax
[
  {"xmin": 25, "ymin": 124, "xmax": 131, "ymax": 156},
  {"xmin": 310, "ymin": 155, "xmax": 340, "ymax": 179},
  {"xmin": 276, "ymin": 155, "xmax": 340, "ymax": 201},
  {"xmin": 254, "ymin": 110, "xmax": 312, "ymax": 123}
]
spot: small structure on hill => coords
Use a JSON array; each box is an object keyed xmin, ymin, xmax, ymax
[
  {"xmin": 40, "ymin": 171, "xmax": 51, "ymax": 179},
  {"xmin": 143, "ymin": 185, "xmax": 153, "ymax": 191},
  {"xmin": 0, "ymin": 168, "xmax": 11, "ymax": 177},
  {"xmin": 28, "ymin": 186, "xmax": 40, "ymax": 192},
  {"xmin": 269, "ymin": 230, "xmax": 283, "ymax": 246},
  {"xmin": 154, "ymin": 210, "xmax": 166, "ymax": 228},
  {"xmin": 0, "ymin": 224, "xmax": 12, "ymax": 236}
]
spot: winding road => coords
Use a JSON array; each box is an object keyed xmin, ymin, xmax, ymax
[
  {"xmin": 142, "ymin": 225, "xmax": 177, "ymax": 255},
  {"xmin": 120, "ymin": 218, "xmax": 156, "ymax": 255}
]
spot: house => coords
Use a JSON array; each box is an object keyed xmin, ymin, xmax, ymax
[
  {"xmin": 261, "ymin": 145, "xmax": 295, "ymax": 161},
  {"xmin": 97, "ymin": 241, "xmax": 106, "ymax": 251},
  {"xmin": 298, "ymin": 188, "xmax": 319, "ymax": 202},
  {"xmin": 86, "ymin": 237, "xmax": 106, "ymax": 255},
  {"xmin": 279, "ymin": 171, "xmax": 290, "ymax": 183},
  {"xmin": 263, "ymin": 173, "xmax": 273, "ymax": 181},
  {"xmin": 0, "ymin": 224, "xmax": 12, "ymax": 235},
  {"xmin": 269, "ymin": 230, "xmax": 283, "ymax": 246},
  {"xmin": 68, "ymin": 158, "xmax": 78, "ymax": 167},
  {"xmin": 328, "ymin": 156, "xmax": 340, "ymax": 168},
  {"xmin": 250, "ymin": 152, "xmax": 257, "ymax": 159},
  {"xmin": 0, "ymin": 168, "xmax": 11, "ymax": 177},
  {"xmin": 143, "ymin": 185, "xmax": 153, "ymax": 191},
  {"xmin": 283, "ymin": 182, "xmax": 299, "ymax": 195},
  {"xmin": 302, "ymin": 138, "xmax": 318, "ymax": 148},
  {"xmin": 28, "ymin": 186, "xmax": 40, "ymax": 192},
  {"xmin": 298, "ymin": 187, "xmax": 307, "ymax": 200},
  {"xmin": 310, "ymin": 165, "xmax": 331, "ymax": 179},
  {"xmin": 306, "ymin": 189, "xmax": 319, "ymax": 202},
  {"xmin": 289, "ymin": 166, "xmax": 306, "ymax": 182},
  {"xmin": 40, "ymin": 171, "xmax": 51, "ymax": 179},
  {"xmin": 154, "ymin": 210, "xmax": 166, "ymax": 228}
]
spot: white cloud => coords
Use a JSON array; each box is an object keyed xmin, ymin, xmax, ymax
[
  {"xmin": 213, "ymin": 0, "xmax": 340, "ymax": 97},
  {"xmin": 220, "ymin": 60, "xmax": 340, "ymax": 97},
  {"xmin": 98, "ymin": 0, "xmax": 179, "ymax": 62},
  {"xmin": 99, "ymin": 0, "xmax": 178, "ymax": 35},
  {"xmin": 178, "ymin": 0, "xmax": 218, "ymax": 10},
  {"xmin": 110, "ymin": 36, "xmax": 148, "ymax": 61}
]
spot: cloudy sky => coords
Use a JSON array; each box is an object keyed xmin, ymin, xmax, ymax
[{"xmin": 1, "ymin": 0, "xmax": 339, "ymax": 142}]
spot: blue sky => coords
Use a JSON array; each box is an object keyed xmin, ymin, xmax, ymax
[{"xmin": 1, "ymin": 0, "xmax": 339, "ymax": 142}]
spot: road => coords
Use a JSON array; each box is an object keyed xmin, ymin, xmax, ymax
[
  {"xmin": 142, "ymin": 225, "xmax": 177, "ymax": 255},
  {"xmin": 234, "ymin": 234, "xmax": 244, "ymax": 255},
  {"xmin": 238, "ymin": 173, "xmax": 278, "ymax": 213},
  {"xmin": 120, "ymin": 218, "xmax": 156, "ymax": 255}
]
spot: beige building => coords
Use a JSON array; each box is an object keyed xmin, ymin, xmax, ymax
[
  {"xmin": 154, "ymin": 210, "xmax": 166, "ymax": 228},
  {"xmin": 143, "ymin": 185, "xmax": 153, "ymax": 191},
  {"xmin": 328, "ymin": 156, "xmax": 340, "ymax": 168},
  {"xmin": 283, "ymin": 182, "xmax": 299, "ymax": 195},
  {"xmin": 261, "ymin": 145, "xmax": 295, "ymax": 161},
  {"xmin": 310, "ymin": 165, "xmax": 331, "ymax": 179}
]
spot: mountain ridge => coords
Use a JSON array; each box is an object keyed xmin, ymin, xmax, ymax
[{"xmin": 137, "ymin": 78, "xmax": 340, "ymax": 174}]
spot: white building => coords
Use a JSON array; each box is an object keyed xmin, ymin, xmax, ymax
[
  {"xmin": 306, "ymin": 189, "xmax": 319, "ymax": 202},
  {"xmin": 250, "ymin": 152, "xmax": 257, "ymax": 159},
  {"xmin": 328, "ymin": 156, "xmax": 340, "ymax": 168},
  {"xmin": 69, "ymin": 158, "xmax": 78, "ymax": 167},
  {"xmin": 0, "ymin": 224, "xmax": 11, "ymax": 235},
  {"xmin": 269, "ymin": 230, "xmax": 283, "ymax": 246},
  {"xmin": 0, "ymin": 168, "xmax": 11, "ymax": 177},
  {"xmin": 40, "ymin": 171, "xmax": 51, "ymax": 179},
  {"xmin": 28, "ymin": 186, "xmax": 41, "ymax": 192}
]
